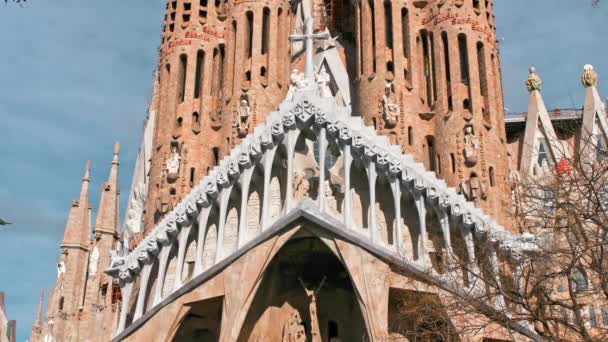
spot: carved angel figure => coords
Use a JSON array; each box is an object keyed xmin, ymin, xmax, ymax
[
  {"xmin": 89, "ymin": 246, "xmax": 100, "ymax": 277},
  {"xmin": 234, "ymin": 99, "xmax": 252, "ymax": 137},
  {"xmin": 166, "ymin": 146, "xmax": 181, "ymax": 180},
  {"xmin": 125, "ymin": 183, "xmax": 145, "ymax": 236},
  {"xmin": 287, "ymin": 69, "xmax": 305, "ymax": 100},
  {"xmin": 382, "ymin": 82, "xmax": 400, "ymax": 128},
  {"xmin": 316, "ymin": 65, "xmax": 332, "ymax": 98},
  {"xmin": 463, "ymin": 125, "xmax": 479, "ymax": 166}
]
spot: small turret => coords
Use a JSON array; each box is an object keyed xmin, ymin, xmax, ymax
[{"xmin": 94, "ymin": 143, "xmax": 121, "ymax": 237}]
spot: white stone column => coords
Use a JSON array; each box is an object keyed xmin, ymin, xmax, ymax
[
  {"xmin": 391, "ymin": 179, "xmax": 403, "ymax": 253},
  {"xmin": 215, "ymin": 186, "xmax": 232, "ymax": 263},
  {"xmin": 173, "ymin": 224, "xmax": 192, "ymax": 291},
  {"xmin": 116, "ymin": 280, "xmax": 134, "ymax": 335},
  {"xmin": 133, "ymin": 263, "xmax": 152, "ymax": 320},
  {"xmin": 343, "ymin": 145, "xmax": 353, "ymax": 228},
  {"xmin": 438, "ymin": 209, "xmax": 454, "ymax": 262},
  {"xmin": 367, "ymin": 162, "xmax": 378, "ymax": 242},
  {"xmin": 238, "ymin": 169, "xmax": 254, "ymax": 247},
  {"xmin": 193, "ymin": 207, "xmax": 211, "ymax": 276},
  {"xmin": 261, "ymin": 147, "xmax": 277, "ymax": 229},
  {"xmin": 284, "ymin": 131, "xmax": 298, "ymax": 211},
  {"xmin": 153, "ymin": 246, "xmax": 171, "ymax": 305},
  {"xmin": 488, "ymin": 245, "xmax": 506, "ymax": 309},
  {"xmin": 413, "ymin": 190, "xmax": 429, "ymax": 263},
  {"xmin": 317, "ymin": 128, "xmax": 327, "ymax": 211}
]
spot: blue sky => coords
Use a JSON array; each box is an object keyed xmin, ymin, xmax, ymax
[{"xmin": 0, "ymin": 1, "xmax": 606, "ymax": 340}]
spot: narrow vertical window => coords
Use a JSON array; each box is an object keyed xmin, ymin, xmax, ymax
[
  {"xmin": 231, "ymin": 20, "xmax": 237, "ymax": 92},
  {"xmin": 194, "ymin": 50, "xmax": 205, "ymax": 98},
  {"xmin": 369, "ymin": 0, "xmax": 376, "ymax": 73},
  {"xmin": 489, "ymin": 166, "xmax": 495, "ymax": 186},
  {"xmin": 384, "ymin": 0, "xmax": 393, "ymax": 50},
  {"xmin": 427, "ymin": 136, "xmax": 436, "ymax": 172},
  {"xmin": 211, "ymin": 47, "xmax": 222, "ymax": 98},
  {"xmin": 421, "ymin": 30, "xmax": 434, "ymax": 106},
  {"xmin": 190, "ymin": 168, "xmax": 195, "ymax": 187},
  {"xmin": 437, "ymin": 154, "xmax": 442, "ymax": 175},
  {"xmin": 219, "ymin": 44, "xmax": 225, "ymax": 97},
  {"xmin": 178, "ymin": 54, "xmax": 188, "ymax": 103},
  {"xmin": 430, "ymin": 32, "xmax": 437, "ymax": 103},
  {"xmin": 442, "ymin": 32, "xmax": 453, "ymax": 111},
  {"xmin": 246, "ymin": 11, "xmax": 254, "ymax": 59},
  {"xmin": 358, "ymin": 1, "xmax": 363, "ymax": 76},
  {"xmin": 213, "ymin": 147, "xmax": 220, "ymax": 166},
  {"xmin": 401, "ymin": 8, "xmax": 409, "ymax": 58},
  {"xmin": 477, "ymin": 41, "xmax": 490, "ymax": 123},
  {"xmin": 261, "ymin": 8, "xmax": 270, "ymax": 54},
  {"xmin": 450, "ymin": 153, "xmax": 456, "ymax": 173},
  {"xmin": 458, "ymin": 34, "xmax": 470, "ymax": 85},
  {"xmin": 277, "ymin": 8, "xmax": 283, "ymax": 76},
  {"xmin": 408, "ymin": 126, "xmax": 413, "ymax": 145}
]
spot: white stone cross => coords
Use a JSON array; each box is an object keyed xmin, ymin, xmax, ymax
[{"xmin": 289, "ymin": 16, "xmax": 331, "ymax": 79}]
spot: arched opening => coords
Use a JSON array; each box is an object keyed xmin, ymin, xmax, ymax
[
  {"xmin": 425, "ymin": 210, "xmax": 447, "ymax": 274},
  {"xmin": 178, "ymin": 54, "xmax": 188, "ymax": 103},
  {"xmin": 400, "ymin": 189, "xmax": 419, "ymax": 260},
  {"xmin": 237, "ymin": 236, "xmax": 369, "ymax": 341},
  {"xmin": 269, "ymin": 144, "xmax": 288, "ymax": 225},
  {"xmin": 202, "ymin": 205, "xmax": 220, "ymax": 271},
  {"xmin": 223, "ymin": 186, "xmax": 241, "ymax": 256},
  {"xmin": 172, "ymin": 296, "xmax": 223, "ymax": 342},
  {"xmin": 375, "ymin": 173, "xmax": 396, "ymax": 245},
  {"xmin": 441, "ymin": 31, "xmax": 453, "ymax": 112},
  {"xmin": 349, "ymin": 159, "xmax": 370, "ymax": 231},
  {"xmin": 477, "ymin": 41, "xmax": 491, "ymax": 125},
  {"xmin": 194, "ymin": 50, "xmax": 205, "ymax": 99}
]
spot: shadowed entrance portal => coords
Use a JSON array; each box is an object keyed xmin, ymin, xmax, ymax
[{"xmin": 238, "ymin": 235, "xmax": 368, "ymax": 341}]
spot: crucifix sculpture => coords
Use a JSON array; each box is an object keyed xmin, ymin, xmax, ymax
[
  {"xmin": 298, "ymin": 276, "xmax": 327, "ymax": 342},
  {"xmin": 289, "ymin": 17, "xmax": 331, "ymax": 79}
]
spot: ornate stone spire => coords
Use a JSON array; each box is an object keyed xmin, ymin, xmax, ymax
[
  {"xmin": 34, "ymin": 289, "xmax": 44, "ymax": 327},
  {"xmin": 582, "ymin": 64, "xmax": 599, "ymax": 88},
  {"xmin": 526, "ymin": 67, "xmax": 542, "ymax": 92},
  {"xmin": 61, "ymin": 160, "xmax": 92, "ymax": 248},
  {"xmin": 94, "ymin": 143, "xmax": 120, "ymax": 237}
]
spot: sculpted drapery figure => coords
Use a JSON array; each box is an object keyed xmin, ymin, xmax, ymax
[
  {"xmin": 234, "ymin": 99, "xmax": 252, "ymax": 137},
  {"xmin": 166, "ymin": 145, "xmax": 181, "ymax": 181},
  {"xmin": 298, "ymin": 276, "xmax": 326, "ymax": 342},
  {"xmin": 293, "ymin": 170, "xmax": 310, "ymax": 200},
  {"xmin": 316, "ymin": 65, "xmax": 332, "ymax": 98},
  {"xmin": 282, "ymin": 311, "xmax": 306, "ymax": 342},
  {"xmin": 88, "ymin": 246, "xmax": 100, "ymax": 277},
  {"xmin": 463, "ymin": 125, "xmax": 479, "ymax": 166},
  {"xmin": 382, "ymin": 82, "xmax": 400, "ymax": 128}
]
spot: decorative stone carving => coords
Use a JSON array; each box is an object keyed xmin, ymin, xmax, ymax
[
  {"xmin": 316, "ymin": 65, "xmax": 332, "ymax": 98},
  {"xmin": 166, "ymin": 145, "xmax": 181, "ymax": 181},
  {"xmin": 382, "ymin": 82, "xmax": 400, "ymax": 128},
  {"xmin": 286, "ymin": 69, "xmax": 305, "ymax": 100},
  {"xmin": 293, "ymin": 171, "xmax": 310, "ymax": 200},
  {"xmin": 89, "ymin": 246, "xmax": 100, "ymax": 277},
  {"xmin": 582, "ymin": 64, "xmax": 598, "ymax": 88},
  {"xmin": 281, "ymin": 310, "xmax": 306, "ymax": 342},
  {"xmin": 234, "ymin": 98, "xmax": 251, "ymax": 137},
  {"xmin": 460, "ymin": 174, "xmax": 487, "ymax": 203},
  {"xmin": 463, "ymin": 125, "xmax": 479, "ymax": 166},
  {"xmin": 525, "ymin": 66, "xmax": 542, "ymax": 92},
  {"xmin": 125, "ymin": 183, "xmax": 145, "ymax": 236},
  {"xmin": 57, "ymin": 261, "xmax": 66, "ymax": 280}
]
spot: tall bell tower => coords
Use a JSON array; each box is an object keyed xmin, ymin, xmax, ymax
[{"xmin": 353, "ymin": 0, "xmax": 510, "ymax": 225}]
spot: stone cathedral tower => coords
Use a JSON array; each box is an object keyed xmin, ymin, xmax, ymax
[{"xmin": 140, "ymin": 0, "xmax": 511, "ymax": 237}]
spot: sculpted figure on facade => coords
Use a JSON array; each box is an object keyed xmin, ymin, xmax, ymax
[
  {"xmin": 88, "ymin": 246, "xmax": 100, "ymax": 277},
  {"xmin": 293, "ymin": 170, "xmax": 310, "ymax": 200},
  {"xmin": 461, "ymin": 174, "xmax": 487, "ymax": 203},
  {"xmin": 281, "ymin": 310, "xmax": 306, "ymax": 342},
  {"xmin": 234, "ymin": 98, "xmax": 252, "ymax": 137},
  {"xmin": 316, "ymin": 65, "xmax": 332, "ymax": 98},
  {"xmin": 463, "ymin": 125, "xmax": 479, "ymax": 166},
  {"xmin": 166, "ymin": 145, "xmax": 181, "ymax": 181},
  {"xmin": 582, "ymin": 64, "xmax": 598, "ymax": 88},
  {"xmin": 382, "ymin": 82, "xmax": 399, "ymax": 128},
  {"xmin": 287, "ymin": 69, "xmax": 305, "ymax": 100},
  {"xmin": 124, "ymin": 183, "xmax": 145, "ymax": 237},
  {"xmin": 526, "ymin": 67, "xmax": 542, "ymax": 92}
]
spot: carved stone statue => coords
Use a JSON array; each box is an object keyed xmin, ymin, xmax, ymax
[
  {"xmin": 234, "ymin": 99, "xmax": 252, "ymax": 137},
  {"xmin": 298, "ymin": 276, "xmax": 326, "ymax": 342},
  {"xmin": 461, "ymin": 174, "xmax": 487, "ymax": 203},
  {"xmin": 463, "ymin": 125, "xmax": 479, "ymax": 166},
  {"xmin": 526, "ymin": 66, "xmax": 542, "ymax": 92},
  {"xmin": 166, "ymin": 146, "xmax": 181, "ymax": 181},
  {"xmin": 316, "ymin": 65, "xmax": 332, "ymax": 98},
  {"xmin": 125, "ymin": 183, "xmax": 145, "ymax": 236},
  {"xmin": 582, "ymin": 64, "xmax": 598, "ymax": 88},
  {"xmin": 89, "ymin": 246, "xmax": 100, "ymax": 277},
  {"xmin": 57, "ymin": 262, "xmax": 66, "ymax": 280},
  {"xmin": 282, "ymin": 310, "xmax": 306, "ymax": 342},
  {"xmin": 293, "ymin": 171, "xmax": 310, "ymax": 200},
  {"xmin": 382, "ymin": 82, "xmax": 400, "ymax": 128},
  {"xmin": 286, "ymin": 69, "xmax": 305, "ymax": 101}
]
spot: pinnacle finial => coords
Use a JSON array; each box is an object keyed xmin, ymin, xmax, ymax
[
  {"xmin": 582, "ymin": 64, "xmax": 599, "ymax": 88},
  {"xmin": 113, "ymin": 142, "xmax": 121, "ymax": 164},
  {"xmin": 84, "ymin": 160, "xmax": 92, "ymax": 181},
  {"xmin": 526, "ymin": 66, "xmax": 542, "ymax": 92}
]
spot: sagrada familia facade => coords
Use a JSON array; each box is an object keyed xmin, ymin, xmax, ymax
[{"xmin": 27, "ymin": 0, "xmax": 608, "ymax": 341}]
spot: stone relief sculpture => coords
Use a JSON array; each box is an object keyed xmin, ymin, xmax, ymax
[
  {"xmin": 382, "ymin": 82, "xmax": 400, "ymax": 128},
  {"xmin": 463, "ymin": 125, "xmax": 479, "ymax": 166},
  {"xmin": 166, "ymin": 145, "xmax": 181, "ymax": 181},
  {"xmin": 293, "ymin": 170, "xmax": 310, "ymax": 200},
  {"xmin": 298, "ymin": 276, "xmax": 326, "ymax": 342},
  {"xmin": 460, "ymin": 174, "xmax": 487, "ymax": 203},
  {"xmin": 316, "ymin": 65, "xmax": 332, "ymax": 98},
  {"xmin": 286, "ymin": 69, "xmax": 305, "ymax": 101},
  {"xmin": 124, "ymin": 183, "xmax": 145, "ymax": 237},
  {"xmin": 281, "ymin": 310, "xmax": 306, "ymax": 342},
  {"xmin": 234, "ymin": 99, "xmax": 252, "ymax": 137},
  {"xmin": 582, "ymin": 64, "xmax": 598, "ymax": 88},
  {"xmin": 88, "ymin": 246, "xmax": 100, "ymax": 277}
]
